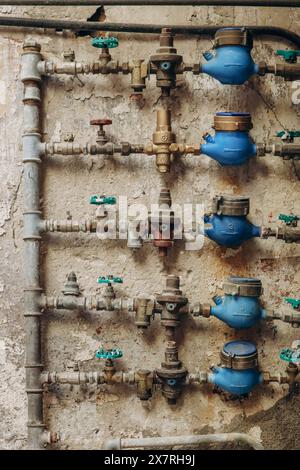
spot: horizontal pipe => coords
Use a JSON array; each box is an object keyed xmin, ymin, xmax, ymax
[
  {"xmin": 0, "ymin": 0, "xmax": 299, "ymax": 5},
  {"xmin": 104, "ymin": 433, "xmax": 264, "ymax": 450},
  {"xmin": 41, "ymin": 370, "xmax": 137, "ymax": 385},
  {"xmin": 41, "ymin": 294, "xmax": 129, "ymax": 311},
  {"xmin": 0, "ymin": 17, "xmax": 300, "ymax": 47}
]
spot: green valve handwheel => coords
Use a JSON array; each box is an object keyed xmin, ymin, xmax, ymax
[
  {"xmin": 92, "ymin": 37, "xmax": 119, "ymax": 49},
  {"xmin": 280, "ymin": 347, "xmax": 300, "ymax": 364},
  {"xmin": 276, "ymin": 50, "xmax": 300, "ymax": 63},
  {"xmin": 285, "ymin": 298, "xmax": 300, "ymax": 310},
  {"xmin": 97, "ymin": 276, "xmax": 123, "ymax": 285},
  {"xmin": 276, "ymin": 130, "xmax": 300, "ymax": 141},
  {"xmin": 90, "ymin": 195, "xmax": 117, "ymax": 205},
  {"xmin": 95, "ymin": 348, "xmax": 123, "ymax": 360},
  {"xmin": 278, "ymin": 214, "xmax": 300, "ymax": 225}
]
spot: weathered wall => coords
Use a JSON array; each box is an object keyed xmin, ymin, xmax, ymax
[{"xmin": 0, "ymin": 4, "xmax": 299, "ymax": 450}]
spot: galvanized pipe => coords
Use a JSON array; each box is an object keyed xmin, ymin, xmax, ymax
[
  {"xmin": 103, "ymin": 433, "xmax": 264, "ymax": 450},
  {"xmin": 0, "ymin": 0, "xmax": 299, "ymax": 6},
  {"xmin": 41, "ymin": 370, "xmax": 136, "ymax": 385},
  {"xmin": 40, "ymin": 294, "xmax": 130, "ymax": 312},
  {"xmin": 21, "ymin": 38, "xmax": 45, "ymax": 449},
  {"xmin": 0, "ymin": 17, "xmax": 300, "ymax": 47}
]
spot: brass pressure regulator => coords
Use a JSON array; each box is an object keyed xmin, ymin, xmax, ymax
[
  {"xmin": 133, "ymin": 275, "xmax": 188, "ymax": 333},
  {"xmin": 149, "ymin": 28, "xmax": 183, "ymax": 97},
  {"xmin": 144, "ymin": 108, "xmax": 199, "ymax": 173}
]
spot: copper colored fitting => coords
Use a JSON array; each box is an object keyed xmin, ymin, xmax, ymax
[
  {"xmin": 214, "ymin": 113, "xmax": 253, "ymax": 132},
  {"xmin": 214, "ymin": 28, "xmax": 253, "ymax": 49},
  {"xmin": 153, "ymin": 231, "xmax": 173, "ymax": 257}
]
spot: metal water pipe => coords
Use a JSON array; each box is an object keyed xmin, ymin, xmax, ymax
[
  {"xmin": 0, "ymin": 0, "xmax": 299, "ymax": 6},
  {"xmin": 41, "ymin": 340, "xmax": 300, "ymax": 406},
  {"xmin": 103, "ymin": 433, "xmax": 264, "ymax": 450},
  {"xmin": 44, "ymin": 109, "xmax": 300, "ymax": 172},
  {"xmin": 34, "ymin": 29, "xmax": 300, "ymax": 97},
  {"xmin": 0, "ymin": 18, "xmax": 299, "ymax": 48},
  {"xmin": 22, "ymin": 38, "xmax": 47, "ymax": 450}
]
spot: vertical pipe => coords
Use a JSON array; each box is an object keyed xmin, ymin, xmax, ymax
[{"xmin": 21, "ymin": 38, "xmax": 45, "ymax": 449}]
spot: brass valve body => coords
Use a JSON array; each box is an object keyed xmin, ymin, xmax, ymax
[
  {"xmin": 214, "ymin": 113, "xmax": 253, "ymax": 132},
  {"xmin": 151, "ymin": 108, "xmax": 176, "ymax": 173},
  {"xmin": 150, "ymin": 28, "xmax": 183, "ymax": 96},
  {"xmin": 150, "ymin": 187, "xmax": 178, "ymax": 257},
  {"xmin": 155, "ymin": 341, "xmax": 188, "ymax": 405},
  {"xmin": 156, "ymin": 275, "xmax": 188, "ymax": 328}
]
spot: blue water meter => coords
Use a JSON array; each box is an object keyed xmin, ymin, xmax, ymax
[
  {"xmin": 211, "ymin": 277, "xmax": 266, "ymax": 329},
  {"xmin": 201, "ymin": 112, "xmax": 257, "ymax": 166},
  {"xmin": 209, "ymin": 340, "xmax": 263, "ymax": 396},
  {"xmin": 204, "ymin": 195, "xmax": 261, "ymax": 248},
  {"xmin": 201, "ymin": 27, "xmax": 259, "ymax": 85}
]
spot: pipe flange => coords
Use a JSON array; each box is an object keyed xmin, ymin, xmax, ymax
[
  {"xmin": 214, "ymin": 112, "xmax": 253, "ymax": 132},
  {"xmin": 220, "ymin": 340, "xmax": 258, "ymax": 370},
  {"xmin": 214, "ymin": 27, "xmax": 253, "ymax": 49},
  {"xmin": 211, "ymin": 195, "xmax": 250, "ymax": 216},
  {"xmin": 223, "ymin": 276, "xmax": 263, "ymax": 297}
]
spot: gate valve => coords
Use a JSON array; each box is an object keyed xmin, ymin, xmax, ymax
[
  {"xmin": 95, "ymin": 347, "xmax": 123, "ymax": 382},
  {"xmin": 90, "ymin": 195, "xmax": 117, "ymax": 206},
  {"xmin": 276, "ymin": 130, "xmax": 300, "ymax": 142},
  {"xmin": 276, "ymin": 50, "xmax": 300, "ymax": 64},
  {"xmin": 97, "ymin": 276, "xmax": 123, "ymax": 286},
  {"xmin": 278, "ymin": 214, "xmax": 299, "ymax": 226},
  {"xmin": 95, "ymin": 348, "xmax": 123, "ymax": 360},
  {"xmin": 285, "ymin": 298, "xmax": 300, "ymax": 311},
  {"xmin": 90, "ymin": 119, "xmax": 112, "ymax": 145},
  {"xmin": 92, "ymin": 37, "xmax": 119, "ymax": 49}
]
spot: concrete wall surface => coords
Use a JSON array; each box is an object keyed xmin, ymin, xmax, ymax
[{"xmin": 0, "ymin": 3, "xmax": 299, "ymax": 450}]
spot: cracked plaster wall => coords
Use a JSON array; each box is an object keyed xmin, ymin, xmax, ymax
[{"xmin": 0, "ymin": 4, "xmax": 299, "ymax": 450}]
